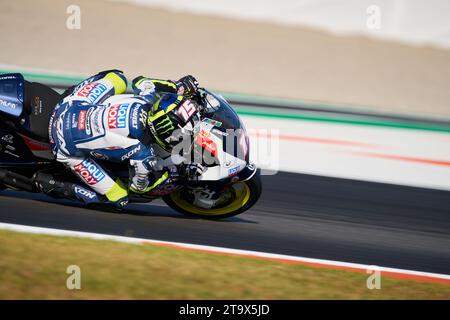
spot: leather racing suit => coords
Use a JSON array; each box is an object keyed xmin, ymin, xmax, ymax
[{"xmin": 46, "ymin": 70, "xmax": 199, "ymax": 207}]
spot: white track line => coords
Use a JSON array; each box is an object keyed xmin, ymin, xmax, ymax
[{"xmin": 1, "ymin": 222, "xmax": 449, "ymax": 284}]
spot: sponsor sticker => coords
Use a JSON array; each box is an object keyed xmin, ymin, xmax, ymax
[
  {"xmin": 73, "ymin": 159, "xmax": 105, "ymax": 185},
  {"xmin": 212, "ymin": 128, "xmax": 228, "ymax": 136},
  {"xmin": 196, "ymin": 129, "xmax": 217, "ymax": 157},
  {"xmin": 71, "ymin": 114, "xmax": 77, "ymax": 128},
  {"xmin": 74, "ymin": 186, "xmax": 97, "ymax": 199},
  {"xmin": 64, "ymin": 112, "xmax": 71, "ymax": 129},
  {"xmin": 121, "ymin": 144, "xmax": 141, "ymax": 161},
  {"xmin": 139, "ymin": 108, "xmax": 147, "ymax": 126},
  {"xmin": 107, "ymin": 104, "xmax": 128, "ymax": 129},
  {"xmin": 90, "ymin": 108, "xmax": 104, "ymax": 135},
  {"xmin": 203, "ymin": 118, "xmax": 222, "ymax": 128},
  {"xmin": 85, "ymin": 108, "xmax": 94, "ymax": 135},
  {"xmin": 78, "ymin": 110, "xmax": 86, "ymax": 130},
  {"xmin": 77, "ymin": 82, "xmax": 108, "ymax": 103},
  {"xmin": 33, "ymin": 97, "xmax": 43, "ymax": 115},
  {"xmin": 228, "ymin": 165, "xmax": 240, "ymax": 177},
  {"xmin": 131, "ymin": 106, "xmax": 139, "ymax": 129},
  {"xmin": 0, "ymin": 98, "xmax": 17, "ymax": 110},
  {"xmin": 48, "ymin": 110, "xmax": 56, "ymax": 144},
  {"xmin": 1, "ymin": 134, "xmax": 14, "ymax": 144}
]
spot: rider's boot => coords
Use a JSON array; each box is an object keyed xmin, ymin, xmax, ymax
[{"xmin": 32, "ymin": 172, "xmax": 103, "ymax": 205}]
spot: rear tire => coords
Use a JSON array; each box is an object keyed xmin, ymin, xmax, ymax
[{"xmin": 163, "ymin": 170, "xmax": 262, "ymax": 219}]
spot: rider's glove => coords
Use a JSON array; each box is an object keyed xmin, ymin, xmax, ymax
[
  {"xmin": 181, "ymin": 163, "xmax": 207, "ymax": 180},
  {"xmin": 129, "ymin": 156, "xmax": 159, "ymax": 193},
  {"xmin": 176, "ymin": 75, "xmax": 199, "ymax": 99},
  {"xmin": 132, "ymin": 76, "xmax": 156, "ymax": 96}
]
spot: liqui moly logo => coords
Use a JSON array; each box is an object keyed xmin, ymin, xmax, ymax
[
  {"xmin": 78, "ymin": 110, "xmax": 86, "ymax": 130},
  {"xmin": 74, "ymin": 159, "xmax": 105, "ymax": 185},
  {"xmin": 77, "ymin": 82, "xmax": 108, "ymax": 103},
  {"xmin": 107, "ymin": 104, "xmax": 128, "ymax": 129}
]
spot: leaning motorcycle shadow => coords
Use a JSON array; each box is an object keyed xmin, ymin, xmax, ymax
[
  {"xmin": 0, "ymin": 190, "xmax": 257, "ymax": 224},
  {"xmin": 124, "ymin": 204, "xmax": 257, "ymax": 224}
]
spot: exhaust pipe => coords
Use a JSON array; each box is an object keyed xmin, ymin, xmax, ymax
[{"xmin": 0, "ymin": 169, "xmax": 36, "ymax": 192}]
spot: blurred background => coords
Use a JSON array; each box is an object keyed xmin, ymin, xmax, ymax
[
  {"xmin": 1, "ymin": 0, "xmax": 450, "ymax": 299},
  {"xmin": 1, "ymin": 0, "xmax": 450, "ymax": 116}
]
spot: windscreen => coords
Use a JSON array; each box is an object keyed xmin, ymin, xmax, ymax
[{"xmin": 200, "ymin": 90, "xmax": 249, "ymax": 163}]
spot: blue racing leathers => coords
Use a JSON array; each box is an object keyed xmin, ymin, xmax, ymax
[{"xmin": 48, "ymin": 70, "xmax": 174, "ymax": 206}]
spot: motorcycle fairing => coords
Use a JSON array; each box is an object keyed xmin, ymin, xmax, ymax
[
  {"xmin": 0, "ymin": 73, "xmax": 62, "ymax": 141},
  {"xmin": 0, "ymin": 73, "xmax": 24, "ymax": 119},
  {"xmin": 0, "ymin": 127, "xmax": 39, "ymax": 166}
]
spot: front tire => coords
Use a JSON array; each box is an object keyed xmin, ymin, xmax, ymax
[{"xmin": 163, "ymin": 170, "xmax": 262, "ymax": 219}]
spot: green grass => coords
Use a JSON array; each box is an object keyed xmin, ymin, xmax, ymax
[{"xmin": 0, "ymin": 229, "xmax": 449, "ymax": 299}]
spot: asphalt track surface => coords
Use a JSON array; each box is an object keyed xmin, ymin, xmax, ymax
[{"xmin": 1, "ymin": 171, "xmax": 449, "ymax": 275}]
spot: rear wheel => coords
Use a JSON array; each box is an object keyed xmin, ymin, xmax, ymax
[{"xmin": 163, "ymin": 171, "xmax": 262, "ymax": 219}]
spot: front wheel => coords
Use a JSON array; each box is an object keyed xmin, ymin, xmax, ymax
[{"xmin": 163, "ymin": 171, "xmax": 262, "ymax": 219}]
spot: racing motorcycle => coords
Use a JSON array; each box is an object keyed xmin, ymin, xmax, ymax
[{"xmin": 0, "ymin": 73, "xmax": 261, "ymax": 219}]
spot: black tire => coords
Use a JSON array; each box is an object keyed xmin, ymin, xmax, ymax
[{"xmin": 163, "ymin": 170, "xmax": 262, "ymax": 219}]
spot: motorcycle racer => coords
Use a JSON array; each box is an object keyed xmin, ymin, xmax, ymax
[{"xmin": 37, "ymin": 69, "xmax": 204, "ymax": 207}]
